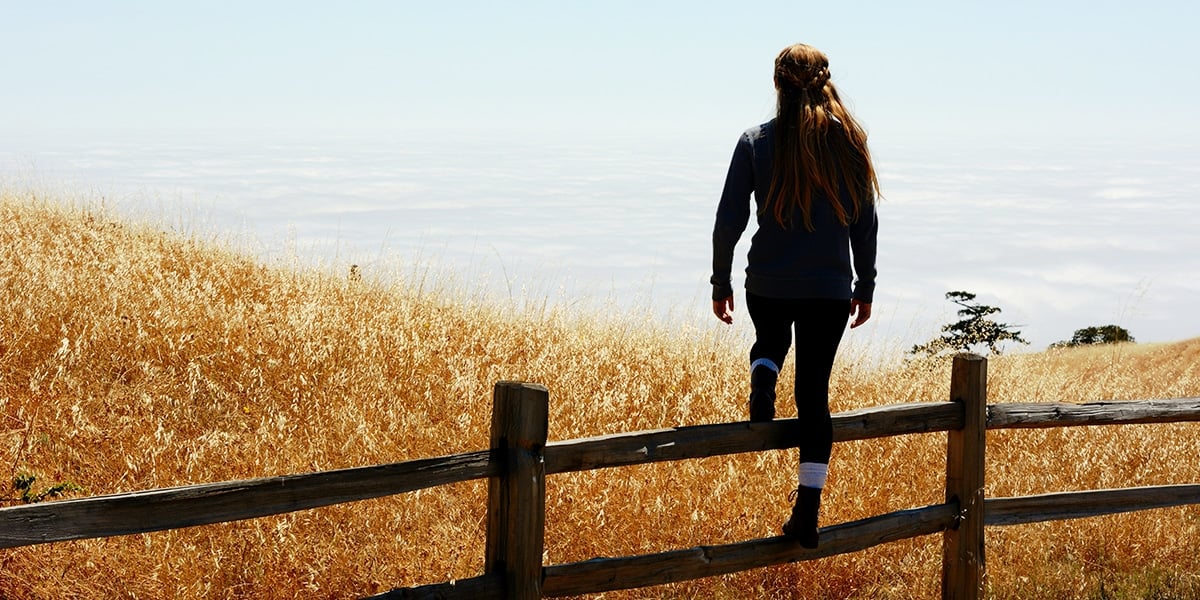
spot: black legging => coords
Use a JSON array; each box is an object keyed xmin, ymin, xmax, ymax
[{"xmin": 746, "ymin": 293, "xmax": 850, "ymax": 464}]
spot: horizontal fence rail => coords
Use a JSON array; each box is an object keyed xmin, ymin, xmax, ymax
[
  {"xmin": 375, "ymin": 503, "xmax": 960, "ymax": 600},
  {"xmin": 1, "ymin": 357, "xmax": 1198, "ymax": 600},
  {"xmin": 544, "ymin": 401, "xmax": 962, "ymax": 474},
  {"xmin": 541, "ymin": 503, "xmax": 958, "ymax": 597},
  {"xmin": 0, "ymin": 402, "xmax": 963, "ymax": 549},
  {"xmin": 988, "ymin": 398, "xmax": 1200, "ymax": 429},
  {"xmin": 986, "ymin": 484, "xmax": 1200, "ymax": 526},
  {"xmin": 0, "ymin": 451, "xmax": 493, "ymax": 549}
]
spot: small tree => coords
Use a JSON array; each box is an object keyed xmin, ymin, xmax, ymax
[
  {"xmin": 1050, "ymin": 325, "xmax": 1135, "ymax": 349},
  {"xmin": 910, "ymin": 291, "xmax": 1030, "ymax": 356}
]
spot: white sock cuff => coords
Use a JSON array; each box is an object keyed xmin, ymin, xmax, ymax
[
  {"xmin": 798, "ymin": 462, "xmax": 829, "ymax": 489},
  {"xmin": 750, "ymin": 358, "xmax": 779, "ymax": 375}
]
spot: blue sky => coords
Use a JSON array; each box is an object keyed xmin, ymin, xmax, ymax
[{"xmin": 4, "ymin": 1, "xmax": 1198, "ymax": 142}]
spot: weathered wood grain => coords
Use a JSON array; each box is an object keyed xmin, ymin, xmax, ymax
[
  {"xmin": 541, "ymin": 503, "xmax": 958, "ymax": 597},
  {"xmin": 484, "ymin": 382, "xmax": 548, "ymax": 600},
  {"xmin": 985, "ymin": 484, "xmax": 1200, "ymax": 526},
  {"xmin": 988, "ymin": 397, "xmax": 1200, "ymax": 429},
  {"xmin": 544, "ymin": 401, "xmax": 962, "ymax": 474},
  {"xmin": 942, "ymin": 354, "xmax": 987, "ymax": 600},
  {"xmin": 0, "ymin": 450, "xmax": 494, "ymax": 549}
]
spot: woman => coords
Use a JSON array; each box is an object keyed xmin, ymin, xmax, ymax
[{"xmin": 710, "ymin": 43, "xmax": 879, "ymax": 548}]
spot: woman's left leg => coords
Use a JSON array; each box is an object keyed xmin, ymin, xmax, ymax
[
  {"xmin": 792, "ymin": 298, "xmax": 851, "ymax": 463},
  {"xmin": 782, "ymin": 297, "xmax": 850, "ymax": 547}
]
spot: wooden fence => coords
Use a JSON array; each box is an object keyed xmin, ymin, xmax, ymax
[{"xmin": 2, "ymin": 354, "xmax": 1199, "ymax": 599}]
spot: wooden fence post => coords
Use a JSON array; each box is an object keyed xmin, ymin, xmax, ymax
[
  {"xmin": 942, "ymin": 354, "xmax": 987, "ymax": 600},
  {"xmin": 486, "ymin": 381, "xmax": 550, "ymax": 600}
]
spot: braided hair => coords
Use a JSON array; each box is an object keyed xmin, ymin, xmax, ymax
[{"xmin": 766, "ymin": 44, "xmax": 879, "ymax": 230}]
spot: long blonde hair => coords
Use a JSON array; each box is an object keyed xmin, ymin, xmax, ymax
[{"xmin": 767, "ymin": 44, "xmax": 880, "ymax": 230}]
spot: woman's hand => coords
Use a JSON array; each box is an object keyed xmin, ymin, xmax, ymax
[
  {"xmin": 850, "ymin": 299, "xmax": 872, "ymax": 328},
  {"xmin": 713, "ymin": 296, "xmax": 735, "ymax": 324}
]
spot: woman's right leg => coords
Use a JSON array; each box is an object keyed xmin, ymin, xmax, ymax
[{"xmin": 745, "ymin": 293, "xmax": 793, "ymax": 421}]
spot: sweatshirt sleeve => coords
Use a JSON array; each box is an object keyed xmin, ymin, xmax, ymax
[
  {"xmin": 848, "ymin": 198, "xmax": 878, "ymax": 303},
  {"xmin": 710, "ymin": 134, "xmax": 754, "ymax": 301}
]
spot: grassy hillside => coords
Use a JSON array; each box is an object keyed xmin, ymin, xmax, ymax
[{"xmin": 2, "ymin": 192, "xmax": 1199, "ymax": 599}]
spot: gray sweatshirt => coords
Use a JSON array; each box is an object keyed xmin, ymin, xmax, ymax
[{"xmin": 710, "ymin": 120, "xmax": 878, "ymax": 303}]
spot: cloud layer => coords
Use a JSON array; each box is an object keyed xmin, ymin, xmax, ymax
[{"xmin": 3, "ymin": 131, "xmax": 1196, "ymax": 351}]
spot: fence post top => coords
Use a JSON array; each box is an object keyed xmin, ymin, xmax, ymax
[
  {"xmin": 495, "ymin": 381, "xmax": 549, "ymax": 394},
  {"xmin": 953, "ymin": 353, "xmax": 987, "ymax": 363}
]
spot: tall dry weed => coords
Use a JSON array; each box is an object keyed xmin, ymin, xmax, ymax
[{"xmin": 1, "ymin": 193, "xmax": 1198, "ymax": 599}]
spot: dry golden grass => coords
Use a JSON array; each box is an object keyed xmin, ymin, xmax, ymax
[{"xmin": 1, "ymin": 191, "xmax": 1199, "ymax": 599}]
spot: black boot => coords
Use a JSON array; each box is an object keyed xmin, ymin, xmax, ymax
[
  {"xmin": 748, "ymin": 365, "xmax": 777, "ymax": 422},
  {"xmin": 782, "ymin": 486, "xmax": 821, "ymax": 549}
]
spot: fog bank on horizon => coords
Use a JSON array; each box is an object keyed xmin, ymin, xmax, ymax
[{"xmin": 2, "ymin": 130, "xmax": 1197, "ymax": 352}]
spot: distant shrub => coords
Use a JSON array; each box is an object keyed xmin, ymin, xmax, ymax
[
  {"xmin": 1051, "ymin": 325, "xmax": 1135, "ymax": 349},
  {"xmin": 910, "ymin": 290, "xmax": 1029, "ymax": 357}
]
